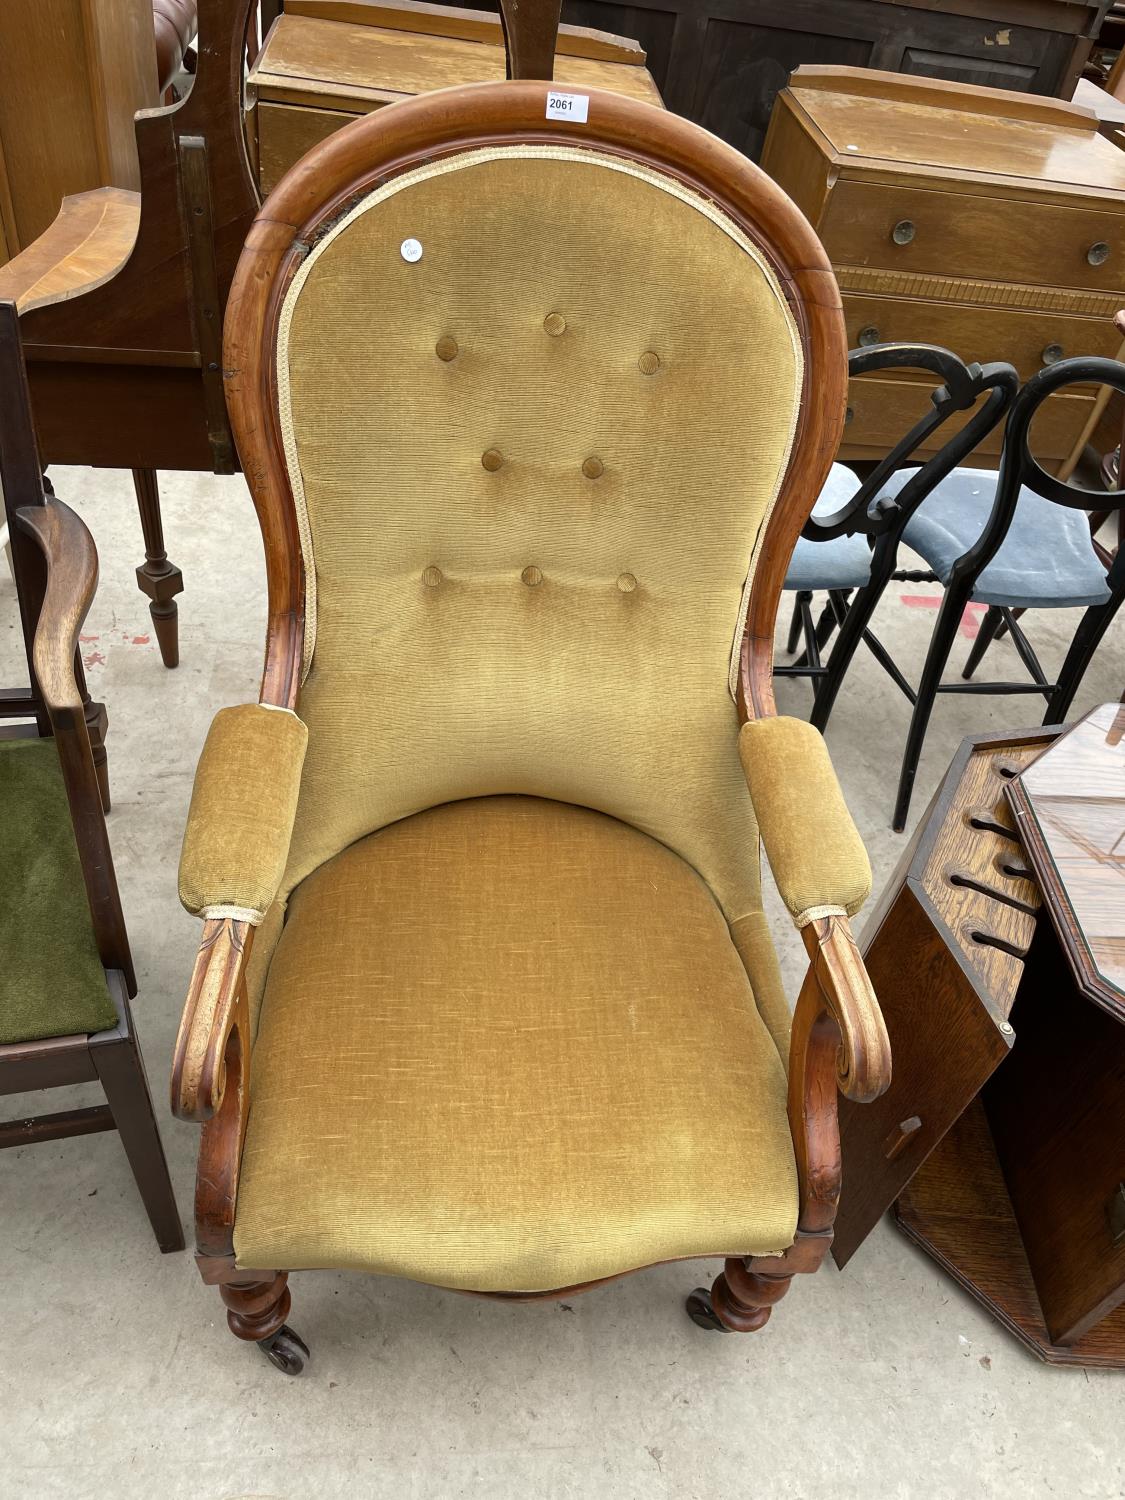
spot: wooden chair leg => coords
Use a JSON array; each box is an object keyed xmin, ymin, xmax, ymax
[
  {"xmin": 132, "ymin": 468, "xmax": 183, "ymax": 669},
  {"xmin": 1045, "ymin": 588, "xmax": 1125, "ymax": 724},
  {"xmin": 220, "ymin": 1273, "xmax": 310, "ymax": 1375},
  {"xmin": 786, "ymin": 589, "xmax": 810, "ymax": 654},
  {"xmin": 810, "ymin": 565, "xmax": 891, "ymax": 733},
  {"xmin": 961, "ymin": 603, "xmax": 1005, "ymax": 680},
  {"xmin": 892, "ymin": 585, "xmax": 968, "ymax": 832},
  {"xmin": 687, "ymin": 1257, "xmax": 796, "ymax": 1333},
  {"xmin": 89, "ymin": 1021, "xmax": 184, "ymax": 1253},
  {"xmin": 814, "ymin": 588, "xmax": 850, "ymax": 652}
]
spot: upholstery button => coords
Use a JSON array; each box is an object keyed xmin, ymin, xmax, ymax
[
  {"xmin": 422, "ymin": 566, "xmax": 443, "ymax": 587},
  {"xmin": 435, "ymin": 335, "xmax": 458, "ymax": 362},
  {"xmin": 521, "ymin": 566, "xmax": 543, "ymax": 587},
  {"xmin": 543, "ymin": 312, "xmax": 566, "ymax": 337},
  {"xmin": 582, "ymin": 456, "xmax": 604, "ymax": 480},
  {"xmin": 481, "ymin": 448, "xmax": 504, "ymax": 472},
  {"xmin": 638, "ymin": 351, "xmax": 660, "ymax": 375},
  {"xmin": 617, "ymin": 573, "xmax": 637, "ymax": 593}
]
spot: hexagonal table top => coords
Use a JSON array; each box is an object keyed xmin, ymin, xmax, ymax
[{"xmin": 1009, "ymin": 703, "xmax": 1125, "ymax": 1017}]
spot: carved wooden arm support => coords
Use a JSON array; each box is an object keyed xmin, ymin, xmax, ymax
[
  {"xmin": 801, "ymin": 914, "xmax": 890, "ymax": 1105},
  {"xmin": 171, "ymin": 917, "xmax": 254, "ymax": 1123},
  {"xmin": 17, "ymin": 496, "xmax": 98, "ymax": 719},
  {"xmin": 173, "ymin": 918, "xmax": 257, "ymax": 1270},
  {"xmin": 785, "ymin": 914, "xmax": 891, "ymax": 1235}
]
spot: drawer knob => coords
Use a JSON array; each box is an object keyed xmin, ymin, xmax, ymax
[
  {"xmin": 891, "ymin": 219, "xmax": 916, "ymax": 246},
  {"xmin": 1087, "ymin": 241, "xmax": 1111, "ymax": 267},
  {"xmin": 1041, "ymin": 342, "xmax": 1064, "ymax": 366},
  {"xmin": 857, "ymin": 325, "xmax": 881, "ymax": 348}
]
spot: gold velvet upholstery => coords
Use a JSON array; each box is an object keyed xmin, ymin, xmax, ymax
[
  {"xmin": 739, "ymin": 717, "xmax": 871, "ymax": 926},
  {"xmin": 184, "ymin": 132, "xmax": 876, "ymax": 1296},
  {"xmin": 178, "ymin": 705, "xmax": 308, "ymax": 923},
  {"xmin": 275, "ymin": 146, "xmax": 802, "ymax": 926},
  {"xmin": 234, "ymin": 796, "xmax": 799, "ymax": 1290}
]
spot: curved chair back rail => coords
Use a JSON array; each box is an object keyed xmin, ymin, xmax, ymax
[
  {"xmin": 947, "ymin": 358, "xmax": 1125, "ymax": 592},
  {"xmin": 801, "ymin": 344, "xmax": 1019, "ymax": 545}
]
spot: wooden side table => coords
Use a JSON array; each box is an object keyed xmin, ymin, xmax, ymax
[{"xmin": 836, "ymin": 705, "xmax": 1125, "ymax": 1367}]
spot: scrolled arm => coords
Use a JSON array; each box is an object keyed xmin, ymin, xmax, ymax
[
  {"xmin": 17, "ymin": 497, "xmax": 97, "ymax": 718},
  {"xmin": 171, "ymin": 917, "xmax": 252, "ymax": 1123},
  {"xmin": 800, "ymin": 914, "xmax": 890, "ymax": 1104}
]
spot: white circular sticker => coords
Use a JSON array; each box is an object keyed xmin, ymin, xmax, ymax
[{"xmin": 400, "ymin": 238, "xmax": 423, "ymax": 263}]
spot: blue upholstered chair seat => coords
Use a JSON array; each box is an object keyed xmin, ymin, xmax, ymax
[
  {"xmin": 882, "ymin": 467, "xmax": 1111, "ymax": 609},
  {"xmin": 785, "ymin": 463, "xmax": 872, "ymax": 591}
]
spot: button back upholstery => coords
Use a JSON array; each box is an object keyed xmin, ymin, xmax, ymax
[{"xmin": 275, "ymin": 146, "xmax": 804, "ymax": 927}]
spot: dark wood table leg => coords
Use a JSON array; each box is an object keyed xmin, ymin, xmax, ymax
[
  {"xmin": 132, "ymin": 468, "xmax": 183, "ymax": 670},
  {"xmin": 90, "ymin": 992, "xmax": 185, "ymax": 1254}
]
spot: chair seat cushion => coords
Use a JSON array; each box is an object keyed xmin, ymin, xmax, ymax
[
  {"xmin": 234, "ymin": 796, "xmax": 798, "ymax": 1292},
  {"xmin": 0, "ymin": 739, "xmax": 115, "ymax": 1045},
  {"xmin": 893, "ymin": 467, "xmax": 1112, "ymax": 609},
  {"xmin": 785, "ymin": 463, "xmax": 872, "ymax": 591}
]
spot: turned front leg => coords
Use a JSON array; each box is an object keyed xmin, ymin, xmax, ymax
[
  {"xmin": 220, "ymin": 1272, "xmax": 291, "ymax": 1342},
  {"xmin": 710, "ymin": 1259, "xmax": 794, "ymax": 1332}
]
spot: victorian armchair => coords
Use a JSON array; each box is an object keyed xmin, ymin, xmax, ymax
[{"xmin": 171, "ymin": 4, "xmax": 891, "ymax": 1374}]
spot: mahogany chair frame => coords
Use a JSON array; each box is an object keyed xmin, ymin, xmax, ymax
[
  {"xmin": 0, "ymin": 304, "xmax": 183, "ymax": 1253},
  {"xmin": 170, "ymin": 0, "xmax": 890, "ymax": 1370}
]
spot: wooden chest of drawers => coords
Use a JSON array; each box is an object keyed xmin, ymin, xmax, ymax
[
  {"xmin": 554, "ymin": 0, "xmax": 1110, "ymax": 163},
  {"xmin": 762, "ymin": 66, "xmax": 1125, "ymax": 469},
  {"xmin": 248, "ymin": 0, "xmax": 663, "ymax": 195}
]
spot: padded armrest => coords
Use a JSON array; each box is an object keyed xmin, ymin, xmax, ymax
[
  {"xmin": 179, "ymin": 704, "xmax": 307, "ymax": 923},
  {"xmin": 739, "ymin": 716, "xmax": 871, "ymax": 928}
]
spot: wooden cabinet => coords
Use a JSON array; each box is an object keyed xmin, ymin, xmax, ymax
[
  {"xmin": 762, "ymin": 66, "xmax": 1125, "ymax": 469},
  {"xmin": 552, "ymin": 0, "xmax": 1110, "ymax": 160},
  {"xmin": 248, "ymin": 1, "xmax": 663, "ymax": 194},
  {"xmin": 837, "ymin": 710, "xmax": 1125, "ymax": 1367},
  {"xmin": 0, "ymin": 0, "xmax": 159, "ymax": 267}
]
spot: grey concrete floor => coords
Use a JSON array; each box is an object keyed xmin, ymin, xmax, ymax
[{"xmin": 1, "ymin": 464, "xmax": 1122, "ymax": 1500}]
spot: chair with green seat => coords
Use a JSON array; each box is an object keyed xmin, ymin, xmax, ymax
[
  {"xmin": 170, "ymin": 0, "xmax": 891, "ymax": 1376},
  {"xmin": 0, "ymin": 303, "xmax": 182, "ymax": 1253}
]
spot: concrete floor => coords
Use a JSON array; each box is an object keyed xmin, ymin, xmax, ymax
[{"xmin": 1, "ymin": 464, "xmax": 1122, "ymax": 1500}]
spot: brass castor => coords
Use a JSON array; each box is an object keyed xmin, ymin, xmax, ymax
[
  {"xmin": 686, "ymin": 1286, "xmax": 728, "ymax": 1332},
  {"xmin": 257, "ymin": 1324, "xmax": 310, "ymax": 1375}
]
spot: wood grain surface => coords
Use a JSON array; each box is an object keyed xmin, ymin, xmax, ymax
[
  {"xmin": 0, "ymin": 188, "xmax": 139, "ymax": 317},
  {"xmin": 897, "ymin": 1097, "xmax": 1125, "ymax": 1367},
  {"xmin": 285, "ymin": 0, "xmax": 648, "ymax": 63},
  {"xmin": 249, "ymin": 14, "xmax": 664, "ymax": 111}
]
